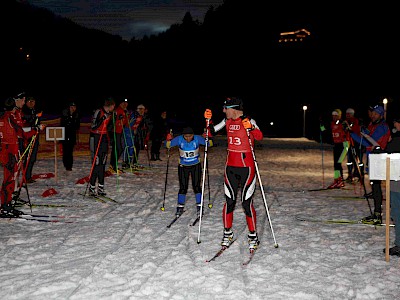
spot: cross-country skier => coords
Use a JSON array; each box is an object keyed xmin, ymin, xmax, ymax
[
  {"xmin": 165, "ymin": 127, "xmax": 212, "ymax": 218},
  {"xmin": 89, "ymin": 98, "xmax": 115, "ymax": 197},
  {"xmin": 204, "ymin": 97, "xmax": 263, "ymax": 252}
]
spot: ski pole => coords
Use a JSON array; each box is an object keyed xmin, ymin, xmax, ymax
[
  {"xmin": 15, "ymin": 119, "xmax": 40, "ymax": 212},
  {"xmin": 206, "ymin": 159, "xmax": 212, "ymax": 208},
  {"xmin": 245, "ymin": 124, "xmax": 279, "ymax": 248},
  {"xmin": 127, "ymin": 113, "xmax": 139, "ymax": 171},
  {"xmin": 319, "ymin": 118, "xmax": 325, "ymax": 188},
  {"xmin": 145, "ymin": 138, "xmax": 151, "ymax": 167},
  {"xmin": 197, "ymin": 119, "xmax": 210, "ymax": 244},
  {"xmin": 15, "ymin": 136, "xmax": 35, "ymax": 209},
  {"xmin": 161, "ymin": 129, "xmax": 172, "ymax": 211},
  {"xmin": 111, "ymin": 112, "xmax": 121, "ymax": 187},
  {"xmin": 20, "ymin": 134, "xmax": 38, "ymax": 212},
  {"xmin": 349, "ymin": 136, "xmax": 373, "ymax": 215}
]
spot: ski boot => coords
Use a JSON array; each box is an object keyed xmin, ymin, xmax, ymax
[
  {"xmin": 362, "ymin": 212, "xmax": 382, "ymax": 225},
  {"xmin": 196, "ymin": 204, "xmax": 203, "ymax": 217},
  {"xmin": 1, "ymin": 204, "xmax": 23, "ymax": 217},
  {"xmin": 89, "ymin": 185, "xmax": 97, "ymax": 197},
  {"xmin": 221, "ymin": 229, "xmax": 234, "ymax": 248},
  {"xmin": 176, "ymin": 205, "xmax": 184, "ymax": 217},
  {"xmin": 248, "ymin": 232, "xmax": 260, "ymax": 252},
  {"xmin": 98, "ymin": 184, "xmax": 106, "ymax": 196}
]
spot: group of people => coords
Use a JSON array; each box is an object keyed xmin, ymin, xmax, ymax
[
  {"xmin": 327, "ymin": 103, "xmax": 400, "ymax": 256},
  {"xmin": 0, "ymin": 94, "xmax": 164, "ymax": 211},
  {"xmin": 327, "ymin": 106, "xmax": 389, "ymax": 219},
  {"xmin": 328, "ymin": 107, "xmax": 364, "ymax": 189},
  {"xmin": 107, "ymin": 99, "xmax": 166, "ymax": 174},
  {"xmin": 0, "ymin": 92, "xmax": 46, "ymax": 216},
  {"xmin": 88, "ymin": 98, "xmax": 170, "ymax": 197}
]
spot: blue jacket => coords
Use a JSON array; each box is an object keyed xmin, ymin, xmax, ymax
[{"xmin": 166, "ymin": 135, "xmax": 211, "ymax": 166}]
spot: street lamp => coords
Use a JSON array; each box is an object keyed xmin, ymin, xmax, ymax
[
  {"xmin": 383, "ymin": 98, "xmax": 388, "ymax": 120},
  {"xmin": 303, "ymin": 105, "xmax": 308, "ymax": 137}
]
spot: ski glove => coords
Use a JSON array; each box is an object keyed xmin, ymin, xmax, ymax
[
  {"xmin": 242, "ymin": 118, "xmax": 254, "ymax": 130},
  {"xmin": 204, "ymin": 109, "xmax": 212, "ymax": 120},
  {"xmin": 166, "ymin": 133, "xmax": 173, "ymax": 141}
]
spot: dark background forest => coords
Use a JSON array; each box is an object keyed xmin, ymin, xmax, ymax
[{"xmin": 1, "ymin": 0, "xmax": 400, "ymax": 139}]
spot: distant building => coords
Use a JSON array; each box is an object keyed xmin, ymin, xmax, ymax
[{"xmin": 279, "ymin": 28, "xmax": 311, "ymax": 43}]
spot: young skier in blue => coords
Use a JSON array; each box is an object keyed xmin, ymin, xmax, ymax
[{"xmin": 165, "ymin": 127, "xmax": 213, "ymax": 217}]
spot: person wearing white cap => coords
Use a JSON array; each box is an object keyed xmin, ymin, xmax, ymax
[
  {"xmin": 327, "ymin": 109, "xmax": 347, "ymax": 189},
  {"xmin": 343, "ymin": 108, "xmax": 362, "ymax": 183},
  {"xmin": 108, "ymin": 99, "xmax": 129, "ymax": 174}
]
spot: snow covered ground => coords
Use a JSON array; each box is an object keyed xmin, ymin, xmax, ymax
[{"xmin": 1, "ymin": 137, "xmax": 399, "ymax": 300}]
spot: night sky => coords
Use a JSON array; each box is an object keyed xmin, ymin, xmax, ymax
[{"xmin": 27, "ymin": 0, "xmax": 225, "ymax": 40}]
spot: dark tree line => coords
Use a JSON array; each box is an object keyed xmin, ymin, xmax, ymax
[{"xmin": 1, "ymin": 0, "xmax": 400, "ymax": 137}]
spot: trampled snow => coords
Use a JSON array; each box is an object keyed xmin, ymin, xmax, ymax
[{"xmin": 1, "ymin": 137, "xmax": 399, "ymax": 300}]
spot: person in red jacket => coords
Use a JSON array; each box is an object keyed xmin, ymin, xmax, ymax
[
  {"xmin": 204, "ymin": 97, "xmax": 263, "ymax": 252},
  {"xmin": 0, "ymin": 92, "xmax": 38, "ymax": 216},
  {"xmin": 328, "ymin": 109, "xmax": 347, "ymax": 189},
  {"xmin": 89, "ymin": 98, "xmax": 115, "ymax": 197},
  {"xmin": 108, "ymin": 98, "xmax": 129, "ymax": 174},
  {"xmin": 343, "ymin": 107, "xmax": 362, "ymax": 182}
]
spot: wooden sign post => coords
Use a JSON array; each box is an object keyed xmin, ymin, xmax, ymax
[
  {"xmin": 45, "ymin": 127, "xmax": 65, "ymax": 182},
  {"xmin": 369, "ymin": 153, "xmax": 400, "ymax": 262}
]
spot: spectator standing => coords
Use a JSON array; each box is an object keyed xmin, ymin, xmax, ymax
[
  {"xmin": 89, "ymin": 98, "xmax": 115, "ymax": 197},
  {"xmin": 382, "ymin": 118, "xmax": 400, "ymax": 256},
  {"xmin": 205, "ymin": 97, "xmax": 263, "ymax": 252},
  {"xmin": 22, "ymin": 96, "xmax": 45, "ymax": 183},
  {"xmin": 124, "ymin": 103, "xmax": 150, "ymax": 167},
  {"xmin": 60, "ymin": 101, "xmax": 81, "ymax": 171},
  {"xmin": 150, "ymin": 110, "xmax": 169, "ymax": 161}
]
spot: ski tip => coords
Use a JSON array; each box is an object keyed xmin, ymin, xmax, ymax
[
  {"xmin": 197, "ymin": 241, "xmax": 201, "ymax": 244},
  {"xmin": 274, "ymin": 244, "xmax": 279, "ymax": 248}
]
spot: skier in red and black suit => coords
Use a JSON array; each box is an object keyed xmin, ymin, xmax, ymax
[
  {"xmin": 89, "ymin": 98, "xmax": 115, "ymax": 197},
  {"xmin": 328, "ymin": 109, "xmax": 347, "ymax": 189},
  {"xmin": 108, "ymin": 98, "xmax": 129, "ymax": 174},
  {"xmin": 204, "ymin": 97, "xmax": 263, "ymax": 252},
  {"xmin": 0, "ymin": 92, "xmax": 37, "ymax": 216},
  {"xmin": 343, "ymin": 108, "xmax": 362, "ymax": 182}
]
